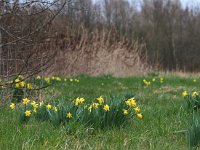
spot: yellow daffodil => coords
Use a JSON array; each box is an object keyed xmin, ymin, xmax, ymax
[
  {"xmin": 27, "ymin": 83, "xmax": 33, "ymax": 89},
  {"xmin": 92, "ymin": 102, "xmax": 99, "ymax": 108},
  {"xmin": 192, "ymin": 91, "xmax": 198, "ymax": 97},
  {"xmin": 18, "ymin": 75, "xmax": 24, "ymax": 79},
  {"xmin": 160, "ymin": 77, "xmax": 164, "ymax": 83},
  {"xmin": 23, "ymin": 98, "xmax": 30, "ymax": 105},
  {"xmin": 44, "ymin": 77, "xmax": 50, "ymax": 84},
  {"xmin": 143, "ymin": 79, "xmax": 151, "ymax": 86},
  {"xmin": 79, "ymin": 98, "xmax": 85, "ymax": 103},
  {"xmin": 75, "ymin": 79, "xmax": 80, "ymax": 82},
  {"xmin": 34, "ymin": 104, "xmax": 39, "ymax": 109},
  {"xmin": 25, "ymin": 110, "xmax": 31, "ymax": 117},
  {"xmin": 125, "ymin": 100, "xmax": 131, "ymax": 106},
  {"xmin": 193, "ymin": 79, "xmax": 197, "ymax": 83},
  {"xmin": 125, "ymin": 98, "xmax": 137, "ymax": 107},
  {"xmin": 70, "ymin": 79, "xmax": 73, "ymax": 82},
  {"xmin": 123, "ymin": 109, "xmax": 128, "ymax": 115},
  {"xmin": 152, "ymin": 78, "xmax": 156, "ymax": 82},
  {"xmin": 103, "ymin": 104, "xmax": 110, "ymax": 111},
  {"xmin": 10, "ymin": 103, "xmax": 15, "ymax": 109},
  {"xmin": 31, "ymin": 101, "xmax": 36, "ymax": 106},
  {"xmin": 74, "ymin": 97, "xmax": 80, "ymax": 105},
  {"xmin": 14, "ymin": 78, "xmax": 25, "ymax": 87},
  {"xmin": 97, "ymin": 96, "xmax": 104, "ymax": 104},
  {"xmin": 39, "ymin": 102, "xmax": 44, "ymax": 106},
  {"xmin": 31, "ymin": 101, "xmax": 38, "ymax": 108},
  {"xmin": 46, "ymin": 104, "xmax": 52, "ymax": 110},
  {"xmin": 66, "ymin": 112, "xmax": 72, "ymax": 118},
  {"xmin": 53, "ymin": 107, "xmax": 58, "ymax": 112},
  {"xmin": 15, "ymin": 83, "xmax": 20, "ymax": 88},
  {"xmin": 36, "ymin": 76, "xmax": 41, "ymax": 80},
  {"xmin": 134, "ymin": 107, "xmax": 141, "ymax": 113},
  {"xmin": 88, "ymin": 105, "xmax": 92, "ymax": 112},
  {"xmin": 182, "ymin": 91, "xmax": 188, "ymax": 97},
  {"xmin": 14, "ymin": 79, "xmax": 21, "ymax": 87},
  {"xmin": 33, "ymin": 108, "xmax": 37, "ymax": 113},
  {"xmin": 137, "ymin": 113, "xmax": 143, "ymax": 119},
  {"xmin": 14, "ymin": 78, "xmax": 20, "ymax": 83},
  {"xmin": 1, "ymin": 86, "xmax": 6, "ymax": 89},
  {"xmin": 56, "ymin": 77, "xmax": 61, "ymax": 81},
  {"xmin": 19, "ymin": 81, "xmax": 25, "ymax": 87},
  {"xmin": 74, "ymin": 97, "xmax": 85, "ymax": 106}
]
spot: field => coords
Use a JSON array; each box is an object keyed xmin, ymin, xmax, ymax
[{"xmin": 0, "ymin": 74, "xmax": 199, "ymax": 150}]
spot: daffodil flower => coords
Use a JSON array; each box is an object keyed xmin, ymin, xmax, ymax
[
  {"xmin": 103, "ymin": 104, "xmax": 110, "ymax": 111},
  {"xmin": 25, "ymin": 110, "xmax": 31, "ymax": 117}
]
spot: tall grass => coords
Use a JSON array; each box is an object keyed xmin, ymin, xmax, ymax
[{"xmin": 46, "ymin": 28, "xmax": 150, "ymax": 76}]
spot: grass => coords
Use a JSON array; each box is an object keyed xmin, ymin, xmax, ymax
[{"xmin": 0, "ymin": 74, "xmax": 199, "ymax": 149}]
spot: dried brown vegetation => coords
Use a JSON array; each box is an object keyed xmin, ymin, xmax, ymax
[{"xmin": 47, "ymin": 28, "xmax": 149, "ymax": 76}]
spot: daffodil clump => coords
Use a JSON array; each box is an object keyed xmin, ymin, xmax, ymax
[
  {"xmin": 9, "ymin": 75, "xmax": 80, "ymax": 103},
  {"xmin": 143, "ymin": 77, "xmax": 164, "ymax": 86},
  {"xmin": 10, "ymin": 75, "xmax": 41, "ymax": 103},
  {"xmin": 182, "ymin": 91, "xmax": 199, "ymax": 98},
  {"xmin": 13, "ymin": 76, "xmax": 34, "ymax": 90},
  {"xmin": 182, "ymin": 90, "xmax": 200, "ymax": 147},
  {"xmin": 182, "ymin": 90, "xmax": 200, "ymax": 111},
  {"xmin": 36, "ymin": 75, "xmax": 80, "ymax": 84},
  {"xmin": 125, "ymin": 97, "xmax": 143, "ymax": 119},
  {"xmin": 9, "ymin": 95, "xmax": 143, "ymax": 128},
  {"xmin": 143, "ymin": 79, "xmax": 151, "ymax": 86}
]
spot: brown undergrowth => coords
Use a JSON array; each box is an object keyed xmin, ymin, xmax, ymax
[{"xmin": 46, "ymin": 28, "xmax": 151, "ymax": 76}]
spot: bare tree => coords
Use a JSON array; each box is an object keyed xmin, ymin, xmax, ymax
[{"xmin": 0, "ymin": 0, "xmax": 67, "ymax": 86}]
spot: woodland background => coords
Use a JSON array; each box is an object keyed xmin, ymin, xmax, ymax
[{"xmin": 1, "ymin": 0, "xmax": 200, "ymax": 78}]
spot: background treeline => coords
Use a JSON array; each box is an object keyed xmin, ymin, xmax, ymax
[
  {"xmin": 52, "ymin": 0, "xmax": 200, "ymax": 72},
  {"xmin": 1, "ymin": 0, "xmax": 200, "ymax": 79}
]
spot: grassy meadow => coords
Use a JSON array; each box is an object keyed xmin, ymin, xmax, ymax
[{"xmin": 1, "ymin": 74, "xmax": 199, "ymax": 150}]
